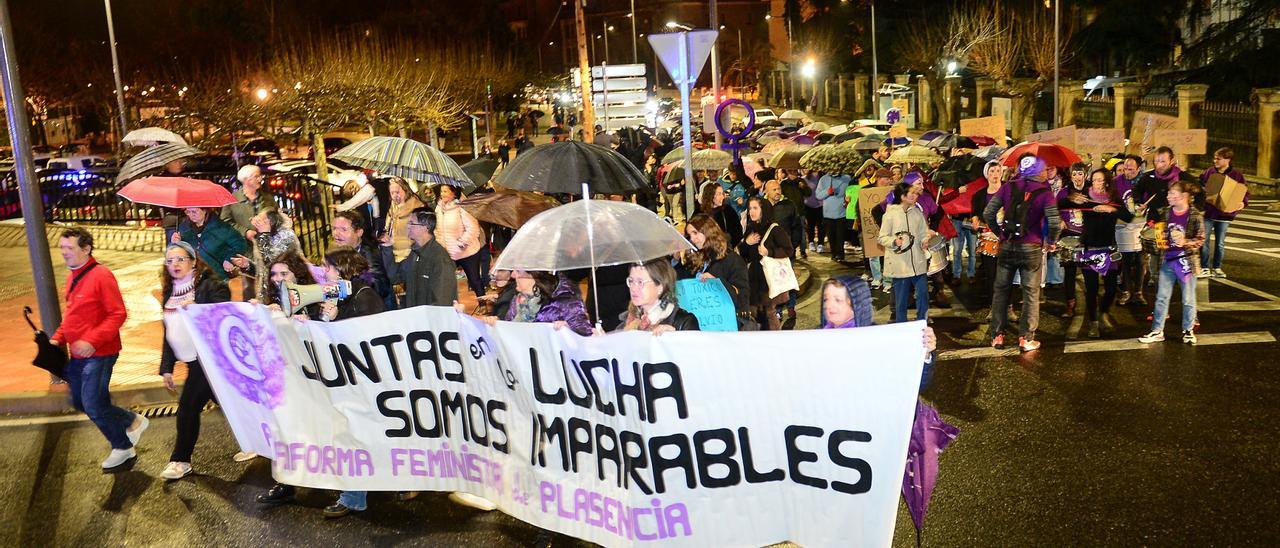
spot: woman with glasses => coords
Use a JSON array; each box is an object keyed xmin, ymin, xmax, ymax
[
  {"xmin": 157, "ymin": 242, "xmax": 230, "ymax": 481},
  {"xmin": 479, "ymin": 270, "xmax": 592, "ymax": 336},
  {"xmin": 595, "ymin": 258, "xmax": 700, "ymax": 334}
]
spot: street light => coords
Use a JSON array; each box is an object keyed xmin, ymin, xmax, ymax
[
  {"xmin": 665, "ymin": 21, "xmax": 693, "ymax": 31},
  {"xmin": 255, "ymin": 88, "xmax": 270, "ymax": 101},
  {"xmin": 802, "ymin": 58, "xmax": 816, "ymax": 79}
]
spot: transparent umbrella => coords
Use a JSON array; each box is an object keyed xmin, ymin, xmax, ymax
[{"xmin": 493, "ymin": 197, "xmax": 695, "ymax": 323}]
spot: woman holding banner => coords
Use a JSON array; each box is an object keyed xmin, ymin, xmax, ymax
[
  {"xmin": 596, "ymin": 258, "xmax": 700, "ymax": 334},
  {"xmin": 157, "ymin": 242, "xmax": 231, "ymax": 481},
  {"xmin": 480, "ymin": 270, "xmax": 592, "ymax": 336},
  {"xmin": 680, "ymin": 214, "xmax": 751, "ymax": 315},
  {"xmin": 819, "ymin": 275, "xmax": 937, "ymax": 389}
]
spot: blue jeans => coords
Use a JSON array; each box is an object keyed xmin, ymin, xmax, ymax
[
  {"xmin": 868, "ymin": 256, "xmax": 882, "ymax": 284},
  {"xmin": 338, "ymin": 490, "xmax": 368, "ymax": 511},
  {"xmin": 64, "ymin": 355, "xmax": 136, "ymax": 450},
  {"xmin": 892, "ymin": 274, "xmax": 929, "ymax": 323},
  {"xmin": 950, "ymin": 221, "xmax": 976, "ymax": 278},
  {"xmin": 1200, "ymin": 219, "xmax": 1230, "ymax": 269},
  {"xmin": 990, "ymin": 244, "xmax": 1044, "ymax": 339},
  {"xmin": 1152, "ymin": 259, "xmax": 1197, "ymax": 332},
  {"xmin": 1045, "ymin": 254, "xmax": 1064, "ymax": 285}
]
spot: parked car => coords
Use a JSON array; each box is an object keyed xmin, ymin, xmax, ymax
[
  {"xmin": 850, "ymin": 119, "xmax": 893, "ymax": 132},
  {"xmin": 754, "ymin": 108, "xmax": 779, "ymax": 124},
  {"xmin": 307, "ymin": 137, "xmax": 353, "ymax": 160},
  {"xmin": 50, "ymin": 188, "xmax": 131, "ymax": 225},
  {"xmin": 43, "ymin": 154, "xmax": 107, "ymax": 171}
]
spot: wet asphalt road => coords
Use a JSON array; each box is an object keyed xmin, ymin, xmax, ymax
[{"xmin": 3, "ymin": 215, "xmax": 1280, "ymax": 546}]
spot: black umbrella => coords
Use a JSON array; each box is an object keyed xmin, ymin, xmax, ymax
[
  {"xmin": 927, "ymin": 134, "xmax": 979, "ymax": 151},
  {"xmin": 546, "ymin": 126, "xmax": 568, "ymax": 136},
  {"xmin": 756, "ymin": 119, "xmax": 783, "ymax": 129},
  {"xmin": 460, "ymin": 158, "xmax": 499, "ymax": 188},
  {"xmin": 832, "ymin": 131, "xmax": 864, "ymax": 144},
  {"xmin": 492, "ymin": 141, "xmax": 648, "ymax": 195},
  {"xmin": 932, "ymin": 154, "xmax": 988, "ymax": 188},
  {"xmin": 24, "ymin": 306, "xmax": 66, "ymax": 380}
]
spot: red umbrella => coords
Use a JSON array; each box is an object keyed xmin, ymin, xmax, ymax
[
  {"xmin": 967, "ymin": 135, "xmax": 997, "ymax": 146},
  {"xmin": 118, "ymin": 176, "xmax": 236, "ymax": 208},
  {"xmin": 999, "ymin": 142, "xmax": 1082, "ymax": 168}
]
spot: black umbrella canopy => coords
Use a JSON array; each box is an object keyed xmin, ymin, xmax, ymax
[
  {"xmin": 492, "ymin": 141, "xmax": 648, "ymax": 195},
  {"xmin": 460, "ymin": 158, "xmax": 499, "ymax": 188},
  {"xmin": 831, "ymin": 131, "xmax": 863, "ymax": 144},
  {"xmin": 933, "ymin": 154, "xmax": 988, "ymax": 188},
  {"xmin": 927, "ymin": 134, "xmax": 979, "ymax": 151}
]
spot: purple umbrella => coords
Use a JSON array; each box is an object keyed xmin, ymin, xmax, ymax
[
  {"xmin": 902, "ymin": 401, "xmax": 960, "ymax": 541},
  {"xmin": 789, "ymin": 134, "xmax": 816, "ymax": 145},
  {"xmin": 919, "ymin": 129, "xmax": 949, "ymax": 143}
]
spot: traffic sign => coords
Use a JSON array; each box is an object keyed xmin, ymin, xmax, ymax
[
  {"xmin": 647, "ymin": 30, "xmax": 718, "ymax": 85},
  {"xmin": 591, "ymin": 64, "xmax": 646, "ymax": 78}
]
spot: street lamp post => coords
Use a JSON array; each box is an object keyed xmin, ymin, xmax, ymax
[
  {"xmin": 1052, "ymin": 0, "xmax": 1061, "ymax": 128},
  {"xmin": 104, "ymin": 0, "xmax": 128, "ymax": 142},
  {"xmin": 871, "ymin": 0, "xmax": 878, "ymax": 118},
  {"xmin": 709, "ymin": 0, "xmax": 722, "ymax": 147},
  {"xmin": 628, "ymin": 0, "xmax": 638, "ymax": 63}
]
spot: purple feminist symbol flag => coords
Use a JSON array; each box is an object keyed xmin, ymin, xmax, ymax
[
  {"xmin": 886, "ymin": 108, "xmax": 902, "ymax": 125},
  {"xmin": 183, "ymin": 302, "xmax": 287, "ymax": 409},
  {"xmin": 902, "ymin": 401, "xmax": 960, "ymax": 534}
]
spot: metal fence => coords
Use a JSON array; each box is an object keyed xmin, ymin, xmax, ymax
[
  {"xmin": 1074, "ymin": 97, "xmax": 1115, "ymax": 128},
  {"xmin": 1191, "ymin": 101, "xmax": 1260, "ymax": 175},
  {"xmin": 0, "ymin": 169, "xmax": 335, "ymax": 260},
  {"xmin": 1127, "ymin": 96, "xmax": 1178, "ymax": 128}
]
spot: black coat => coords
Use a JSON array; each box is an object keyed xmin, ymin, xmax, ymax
[
  {"xmin": 566, "ymin": 263, "xmax": 631, "ymax": 332},
  {"xmin": 615, "ymin": 307, "xmax": 701, "ymax": 332},
  {"xmin": 160, "ymin": 277, "xmax": 231, "ymax": 375},
  {"xmin": 739, "ymin": 222, "xmax": 793, "ymax": 307},
  {"xmin": 334, "ymin": 280, "xmax": 385, "ymax": 320},
  {"xmin": 678, "ymin": 251, "xmax": 751, "ymax": 313},
  {"xmin": 708, "ymin": 205, "xmax": 743, "ymax": 248},
  {"xmin": 382, "ymin": 239, "xmax": 458, "ymax": 308}
]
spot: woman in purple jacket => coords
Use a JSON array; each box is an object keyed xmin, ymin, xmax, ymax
[
  {"xmin": 1198, "ymin": 147, "xmax": 1249, "ymax": 278},
  {"xmin": 482, "ymin": 270, "xmax": 593, "ymax": 336}
]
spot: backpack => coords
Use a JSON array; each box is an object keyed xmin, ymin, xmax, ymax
[{"xmin": 1000, "ymin": 182, "xmax": 1048, "ymax": 241}]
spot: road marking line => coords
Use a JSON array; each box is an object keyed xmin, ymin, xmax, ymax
[
  {"xmin": 1217, "ymin": 227, "xmax": 1280, "ymax": 241},
  {"xmin": 1221, "ymin": 218, "xmax": 1280, "ymax": 231},
  {"xmin": 939, "ymin": 347, "xmax": 1020, "ymax": 360},
  {"xmin": 1199, "ymin": 302, "xmax": 1280, "ymax": 312},
  {"xmin": 1063, "ymin": 331, "xmax": 1276, "ymax": 353},
  {"xmin": 1259, "ymin": 247, "xmax": 1280, "ymax": 252},
  {"xmin": 1212, "ymin": 277, "xmax": 1280, "ymax": 301},
  {"xmin": 1225, "ymin": 246, "xmax": 1280, "ymax": 260},
  {"xmin": 1224, "ymin": 237, "xmax": 1258, "ymax": 244}
]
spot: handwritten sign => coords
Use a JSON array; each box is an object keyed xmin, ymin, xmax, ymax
[
  {"xmin": 889, "ymin": 123, "xmax": 908, "ymax": 139},
  {"xmin": 858, "ymin": 186, "xmax": 895, "ymax": 257},
  {"xmin": 960, "ymin": 116, "xmax": 1006, "ymax": 140},
  {"xmin": 675, "ymin": 278, "xmax": 738, "ymax": 332},
  {"xmin": 1075, "ymin": 128, "xmax": 1126, "ymax": 154},
  {"xmin": 892, "ymin": 97, "xmax": 910, "ymax": 115},
  {"xmin": 1152, "ymin": 129, "xmax": 1207, "ymax": 155},
  {"xmin": 1025, "ymin": 125, "xmax": 1077, "ymax": 151},
  {"xmin": 1127, "ymin": 111, "xmax": 1182, "ymax": 159}
]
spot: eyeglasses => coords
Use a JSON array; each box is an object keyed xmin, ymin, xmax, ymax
[
  {"xmin": 407, "ymin": 222, "xmax": 426, "ymax": 227},
  {"xmin": 625, "ymin": 278, "xmax": 655, "ymax": 288},
  {"xmin": 164, "ymin": 257, "xmax": 191, "ymax": 265}
]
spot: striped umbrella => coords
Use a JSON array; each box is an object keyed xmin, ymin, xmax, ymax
[
  {"xmin": 331, "ymin": 136, "xmax": 473, "ymax": 191},
  {"xmin": 115, "ymin": 142, "xmax": 203, "ymax": 183}
]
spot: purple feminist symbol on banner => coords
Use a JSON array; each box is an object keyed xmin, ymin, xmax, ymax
[
  {"xmin": 188, "ymin": 303, "xmax": 287, "ymax": 409},
  {"xmin": 714, "ymin": 99, "xmax": 755, "ymax": 163}
]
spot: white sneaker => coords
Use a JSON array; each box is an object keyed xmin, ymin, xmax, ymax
[
  {"xmin": 815, "ymin": 244, "xmax": 825, "ymax": 253},
  {"xmin": 102, "ymin": 448, "xmax": 136, "ymax": 469},
  {"xmin": 233, "ymin": 451, "xmax": 259, "ymax": 462},
  {"xmin": 807, "ymin": 242, "xmax": 816, "ymax": 252},
  {"xmin": 1182, "ymin": 330, "xmax": 1197, "ymax": 345},
  {"xmin": 448, "ymin": 492, "xmax": 497, "ymax": 511},
  {"xmin": 126, "ymin": 414, "xmax": 149, "ymax": 447},
  {"xmin": 161, "ymin": 461, "xmax": 193, "ymax": 480},
  {"xmin": 1138, "ymin": 331, "xmax": 1165, "ymax": 344},
  {"xmin": 860, "ymin": 273, "xmax": 872, "ymax": 282},
  {"xmin": 1212, "ymin": 268, "xmax": 1226, "ymax": 278},
  {"xmin": 1197, "ymin": 268, "xmax": 1211, "ymax": 278}
]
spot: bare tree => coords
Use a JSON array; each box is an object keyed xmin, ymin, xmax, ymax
[{"xmin": 895, "ymin": 2, "xmax": 1001, "ymax": 131}]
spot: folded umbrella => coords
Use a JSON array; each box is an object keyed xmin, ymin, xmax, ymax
[
  {"xmin": 115, "ymin": 142, "xmax": 203, "ymax": 183},
  {"xmin": 118, "ymin": 176, "xmax": 237, "ymax": 208},
  {"xmin": 458, "ymin": 188, "xmax": 560, "ymax": 230},
  {"xmin": 24, "ymin": 306, "xmax": 65, "ymax": 381},
  {"xmin": 902, "ymin": 401, "xmax": 960, "ymax": 541}
]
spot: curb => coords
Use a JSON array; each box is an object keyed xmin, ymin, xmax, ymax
[{"xmin": 0, "ymin": 382, "xmax": 176, "ymax": 417}]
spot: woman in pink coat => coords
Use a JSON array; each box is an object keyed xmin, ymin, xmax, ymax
[{"xmin": 433, "ymin": 185, "xmax": 487, "ymax": 296}]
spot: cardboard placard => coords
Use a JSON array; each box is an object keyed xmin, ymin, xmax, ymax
[
  {"xmin": 1203, "ymin": 173, "xmax": 1248, "ymax": 213},
  {"xmin": 1152, "ymin": 129, "xmax": 1208, "ymax": 155},
  {"xmin": 888, "ymin": 123, "xmax": 908, "ymax": 139},
  {"xmin": 675, "ymin": 278, "xmax": 739, "ymax": 332},
  {"xmin": 1126, "ymin": 111, "xmax": 1182, "ymax": 159},
  {"xmin": 858, "ymin": 186, "xmax": 895, "ymax": 257},
  {"xmin": 892, "ymin": 97, "xmax": 910, "ymax": 115},
  {"xmin": 991, "ymin": 97, "xmax": 1013, "ymax": 130},
  {"xmin": 1075, "ymin": 128, "xmax": 1126, "ymax": 153},
  {"xmin": 1025, "ymin": 125, "xmax": 1077, "ymax": 151},
  {"xmin": 960, "ymin": 116, "xmax": 1006, "ymax": 140}
]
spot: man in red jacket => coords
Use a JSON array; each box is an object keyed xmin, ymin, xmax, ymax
[{"xmin": 50, "ymin": 228, "xmax": 149, "ymax": 470}]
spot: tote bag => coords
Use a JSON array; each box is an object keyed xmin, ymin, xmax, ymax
[{"xmin": 759, "ymin": 224, "xmax": 799, "ymax": 299}]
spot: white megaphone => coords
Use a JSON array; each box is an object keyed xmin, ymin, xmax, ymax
[{"xmin": 280, "ymin": 280, "xmax": 352, "ymax": 316}]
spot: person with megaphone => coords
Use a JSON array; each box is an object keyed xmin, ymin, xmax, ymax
[{"xmin": 380, "ymin": 208, "xmax": 458, "ymax": 309}]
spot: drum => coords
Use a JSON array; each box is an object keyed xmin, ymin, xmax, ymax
[
  {"xmin": 927, "ymin": 246, "xmax": 950, "ymax": 275},
  {"xmin": 1139, "ymin": 223, "xmax": 1162, "ymax": 254},
  {"xmin": 1055, "ymin": 236, "xmax": 1082, "ymax": 263},
  {"xmin": 977, "ymin": 233, "xmax": 1000, "ymax": 256},
  {"xmin": 924, "ymin": 233, "xmax": 948, "ymax": 252}
]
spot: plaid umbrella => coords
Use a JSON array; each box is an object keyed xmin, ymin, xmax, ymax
[
  {"xmin": 114, "ymin": 142, "xmax": 203, "ymax": 183},
  {"xmin": 331, "ymin": 136, "xmax": 473, "ymax": 191}
]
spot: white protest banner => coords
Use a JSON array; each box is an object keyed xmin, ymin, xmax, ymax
[
  {"xmin": 674, "ymin": 278, "xmax": 737, "ymax": 332},
  {"xmin": 1127, "ymin": 111, "xmax": 1182, "ymax": 159},
  {"xmin": 182, "ymin": 303, "xmax": 925, "ymax": 548},
  {"xmin": 1151, "ymin": 128, "xmax": 1208, "ymax": 155}
]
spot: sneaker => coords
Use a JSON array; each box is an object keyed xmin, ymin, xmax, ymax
[
  {"xmin": 990, "ymin": 334, "xmax": 1005, "ymax": 349},
  {"xmin": 882, "ymin": 284, "xmax": 892, "ymax": 294},
  {"xmin": 870, "ymin": 280, "xmax": 882, "ymax": 290},
  {"xmin": 1117, "ymin": 291, "xmax": 1130, "ymax": 306},
  {"xmin": 1213, "ymin": 268, "xmax": 1226, "ymax": 278},
  {"xmin": 1138, "ymin": 331, "xmax": 1165, "ymax": 344},
  {"xmin": 232, "ymin": 451, "xmax": 258, "ymax": 462},
  {"xmin": 861, "ymin": 273, "xmax": 872, "ymax": 282},
  {"xmin": 815, "ymin": 244, "xmax": 825, "ymax": 253},
  {"xmin": 126, "ymin": 414, "xmax": 149, "ymax": 447},
  {"xmin": 449, "ymin": 492, "xmax": 498, "ymax": 511},
  {"xmin": 1087, "ymin": 321, "xmax": 1101, "ymax": 339},
  {"xmin": 101, "ymin": 448, "xmax": 136, "ymax": 469},
  {"xmin": 807, "ymin": 242, "xmax": 816, "ymax": 252},
  {"xmin": 323, "ymin": 502, "xmax": 357, "ymax": 519},
  {"xmin": 1197, "ymin": 268, "xmax": 1212, "ymax": 278},
  {"xmin": 1018, "ymin": 337, "xmax": 1040, "ymax": 352},
  {"xmin": 1182, "ymin": 330, "xmax": 1197, "ymax": 345},
  {"xmin": 161, "ymin": 461, "xmax": 193, "ymax": 480}
]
